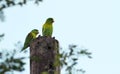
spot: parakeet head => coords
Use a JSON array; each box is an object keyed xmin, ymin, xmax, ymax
[
  {"xmin": 31, "ymin": 29, "xmax": 39, "ymax": 35},
  {"xmin": 45, "ymin": 18, "xmax": 54, "ymax": 24}
]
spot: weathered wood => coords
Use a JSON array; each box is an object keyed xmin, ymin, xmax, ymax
[{"xmin": 30, "ymin": 36, "xmax": 60, "ymax": 74}]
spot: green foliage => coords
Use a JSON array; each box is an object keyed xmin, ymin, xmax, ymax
[
  {"xmin": 0, "ymin": 34, "xmax": 4, "ymax": 59},
  {"xmin": 0, "ymin": 49, "xmax": 26, "ymax": 74},
  {"xmin": 60, "ymin": 45, "xmax": 92, "ymax": 74},
  {"xmin": 0, "ymin": 0, "xmax": 43, "ymax": 21},
  {"xmin": 0, "ymin": 36, "xmax": 26, "ymax": 74},
  {"xmin": 0, "ymin": 0, "xmax": 42, "ymax": 11}
]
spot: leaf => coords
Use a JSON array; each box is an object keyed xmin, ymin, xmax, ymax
[
  {"xmin": 0, "ymin": 34, "xmax": 4, "ymax": 37},
  {"xmin": 72, "ymin": 58, "xmax": 78, "ymax": 61}
]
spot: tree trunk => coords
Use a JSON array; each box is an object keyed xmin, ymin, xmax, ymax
[{"xmin": 30, "ymin": 36, "xmax": 60, "ymax": 74}]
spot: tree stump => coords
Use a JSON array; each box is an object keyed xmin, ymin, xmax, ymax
[{"xmin": 30, "ymin": 36, "xmax": 60, "ymax": 74}]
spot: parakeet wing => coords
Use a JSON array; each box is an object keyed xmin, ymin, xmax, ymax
[
  {"xmin": 42, "ymin": 25, "xmax": 47, "ymax": 36},
  {"xmin": 21, "ymin": 33, "xmax": 33, "ymax": 51}
]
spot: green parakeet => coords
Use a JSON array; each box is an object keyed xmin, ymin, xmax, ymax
[
  {"xmin": 42, "ymin": 18, "xmax": 54, "ymax": 37},
  {"xmin": 21, "ymin": 29, "xmax": 39, "ymax": 51}
]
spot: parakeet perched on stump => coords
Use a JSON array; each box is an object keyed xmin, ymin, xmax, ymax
[
  {"xmin": 21, "ymin": 29, "xmax": 39, "ymax": 51},
  {"xmin": 42, "ymin": 18, "xmax": 54, "ymax": 37}
]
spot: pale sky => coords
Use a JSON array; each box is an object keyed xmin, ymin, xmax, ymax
[{"xmin": 0, "ymin": 0, "xmax": 119, "ymax": 74}]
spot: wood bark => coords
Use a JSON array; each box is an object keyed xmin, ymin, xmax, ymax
[{"xmin": 30, "ymin": 36, "xmax": 60, "ymax": 74}]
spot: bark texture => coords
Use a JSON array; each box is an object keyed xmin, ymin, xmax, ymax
[{"xmin": 30, "ymin": 36, "xmax": 60, "ymax": 74}]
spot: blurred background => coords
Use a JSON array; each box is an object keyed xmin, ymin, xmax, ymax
[{"xmin": 0, "ymin": 0, "xmax": 119, "ymax": 74}]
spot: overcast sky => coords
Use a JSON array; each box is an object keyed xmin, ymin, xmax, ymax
[{"xmin": 0, "ymin": 0, "xmax": 119, "ymax": 74}]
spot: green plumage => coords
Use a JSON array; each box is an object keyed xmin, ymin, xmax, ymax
[
  {"xmin": 21, "ymin": 29, "xmax": 39, "ymax": 51},
  {"xmin": 42, "ymin": 18, "xmax": 54, "ymax": 37}
]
